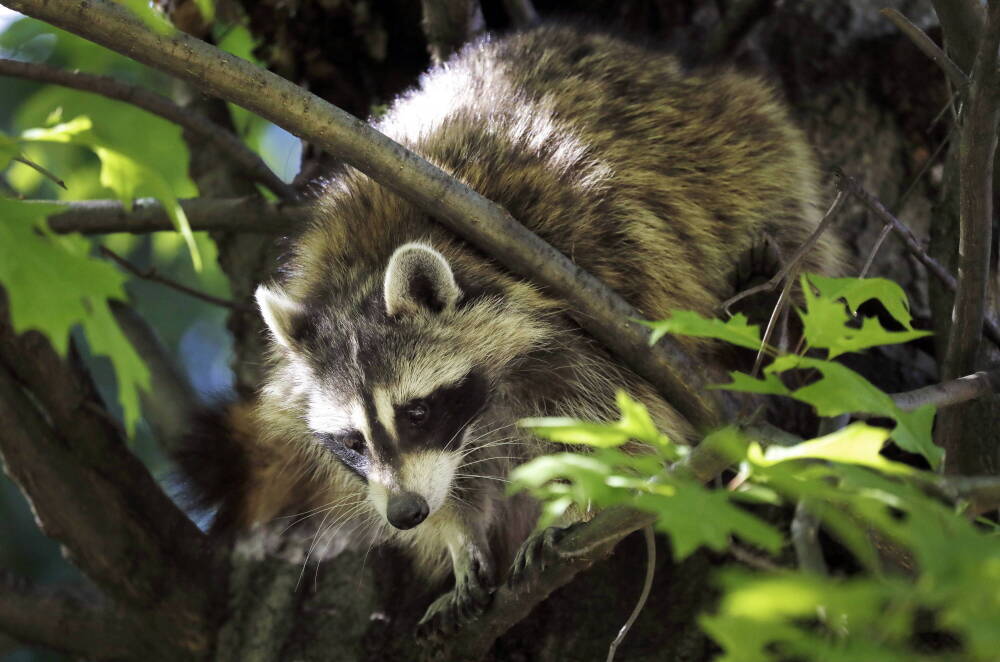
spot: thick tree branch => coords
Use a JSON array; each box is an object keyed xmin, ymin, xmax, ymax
[
  {"xmin": 0, "ymin": 364, "xmax": 215, "ymax": 659},
  {"xmin": 836, "ymin": 170, "xmax": 1000, "ymax": 350},
  {"xmin": 37, "ymin": 197, "xmax": 306, "ymax": 234},
  {"xmin": 0, "ymin": 297, "xmax": 216, "ymax": 652},
  {"xmin": 0, "ymin": 0, "xmax": 722, "ymax": 432},
  {"xmin": 0, "ymin": 571, "xmax": 131, "ymax": 660},
  {"xmin": 0, "ymin": 58, "xmax": 297, "ymax": 201},
  {"xmin": 938, "ymin": 1, "xmax": 1000, "ymax": 473}
]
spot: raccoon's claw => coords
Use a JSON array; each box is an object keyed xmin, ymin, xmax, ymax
[
  {"xmin": 507, "ymin": 524, "xmax": 577, "ymax": 588},
  {"xmin": 417, "ymin": 553, "xmax": 495, "ymax": 639}
]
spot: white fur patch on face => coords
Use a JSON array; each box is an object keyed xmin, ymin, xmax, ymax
[
  {"xmin": 307, "ymin": 395, "xmax": 368, "ymax": 440},
  {"xmin": 388, "ymin": 355, "xmax": 473, "ymax": 408},
  {"xmin": 372, "ymin": 387, "xmax": 397, "ymax": 441},
  {"xmin": 255, "ymin": 284, "xmax": 303, "ymax": 349},
  {"xmin": 400, "ymin": 450, "xmax": 461, "ymax": 515},
  {"xmin": 367, "ymin": 481, "xmax": 389, "ymax": 519}
]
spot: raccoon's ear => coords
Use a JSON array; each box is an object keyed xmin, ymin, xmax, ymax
[
  {"xmin": 384, "ymin": 243, "xmax": 461, "ymax": 316},
  {"xmin": 255, "ymin": 284, "xmax": 304, "ymax": 349}
]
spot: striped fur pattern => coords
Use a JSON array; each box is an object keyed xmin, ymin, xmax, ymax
[{"xmin": 183, "ymin": 25, "xmax": 844, "ymax": 619}]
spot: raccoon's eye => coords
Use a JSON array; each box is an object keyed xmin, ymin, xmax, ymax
[
  {"xmin": 405, "ymin": 400, "xmax": 430, "ymax": 426},
  {"xmin": 343, "ymin": 431, "xmax": 366, "ymax": 455}
]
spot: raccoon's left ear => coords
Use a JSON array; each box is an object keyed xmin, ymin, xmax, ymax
[
  {"xmin": 255, "ymin": 284, "xmax": 304, "ymax": 349},
  {"xmin": 384, "ymin": 243, "xmax": 461, "ymax": 316}
]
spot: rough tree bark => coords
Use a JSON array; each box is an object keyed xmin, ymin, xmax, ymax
[{"xmin": 0, "ymin": 1, "xmax": 989, "ymax": 661}]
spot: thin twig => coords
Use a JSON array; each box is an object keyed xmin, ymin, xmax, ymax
[
  {"xmin": 836, "ymin": 170, "xmax": 1000, "ymax": 350},
  {"xmin": 606, "ymin": 525, "xmax": 655, "ymax": 662},
  {"xmin": 728, "ymin": 544, "xmax": 783, "ymax": 571},
  {"xmin": 752, "ymin": 275, "xmax": 793, "ymax": 376},
  {"xmin": 859, "ymin": 223, "xmax": 892, "ymax": 279},
  {"xmin": 881, "ymin": 8, "xmax": 969, "ymax": 89},
  {"xmin": 11, "ymin": 155, "xmax": 66, "ymax": 189},
  {"xmin": 721, "ymin": 189, "xmax": 846, "ymax": 315},
  {"xmin": 0, "ymin": 58, "xmax": 297, "ymax": 201},
  {"xmin": 858, "ymin": 126, "xmax": 952, "ymax": 278},
  {"xmin": 892, "ymin": 367, "xmax": 1000, "ymax": 413},
  {"xmin": 38, "ymin": 197, "xmax": 307, "ymax": 234},
  {"xmin": 99, "ymin": 246, "xmax": 245, "ymax": 310}
]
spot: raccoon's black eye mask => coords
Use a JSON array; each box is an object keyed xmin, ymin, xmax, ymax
[{"xmin": 316, "ymin": 430, "xmax": 370, "ymax": 480}]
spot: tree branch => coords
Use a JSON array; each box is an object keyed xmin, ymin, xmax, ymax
[
  {"xmin": 930, "ymin": 0, "xmax": 984, "ymax": 73},
  {"xmin": 35, "ymin": 197, "xmax": 306, "ymax": 234},
  {"xmin": 0, "ymin": 298, "xmax": 216, "ymax": 653},
  {"xmin": 880, "ymin": 9, "xmax": 969, "ymax": 89},
  {"xmin": 0, "ymin": 58, "xmax": 296, "ymax": 201},
  {"xmin": 100, "ymin": 246, "xmax": 245, "ymax": 310},
  {"xmin": 938, "ymin": 1, "xmax": 1000, "ymax": 473},
  {"xmin": 0, "ymin": 0, "xmax": 722, "ymax": 432},
  {"xmin": 0, "ymin": 570, "xmax": 131, "ymax": 660},
  {"xmin": 892, "ymin": 367, "xmax": 1000, "ymax": 413},
  {"xmin": 835, "ymin": 170, "xmax": 1000, "ymax": 350},
  {"xmin": 430, "ymin": 431, "xmax": 738, "ymax": 660}
]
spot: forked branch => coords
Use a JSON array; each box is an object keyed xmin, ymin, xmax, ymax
[{"xmin": 0, "ymin": 0, "xmax": 722, "ymax": 432}]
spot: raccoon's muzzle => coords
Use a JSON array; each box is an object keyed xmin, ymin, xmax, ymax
[{"xmin": 387, "ymin": 491, "xmax": 430, "ymax": 529}]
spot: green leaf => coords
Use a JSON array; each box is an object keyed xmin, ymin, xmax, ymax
[
  {"xmin": 88, "ymin": 144, "xmax": 201, "ymax": 272},
  {"xmin": 713, "ymin": 370, "xmax": 790, "ymax": 396},
  {"xmin": 805, "ymin": 274, "xmax": 919, "ymax": 328},
  {"xmin": 0, "ymin": 198, "xmax": 149, "ymax": 432},
  {"xmin": 642, "ymin": 310, "xmax": 763, "ymax": 350},
  {"xmin": 799, "ymin": 276, "xmax": 931, "ymax": 358},
  {"xmin": 0, "ymin": 132, "xmax": 17, "ymax": 170},
  {"xmin": 193, "ymin": 0, "xmax": 216, "ymax": 23},
  {"xmin": 21, "ymin": 116, "xmax": 94, "ymax": 143},
  {"xmin": 521, "ymin": 391, "xmax": 678, "ymax": 455},
  {"xmin": 748, "ymin": 422, "xmax": 911, "ymax": 475},
  {"xmin": 637, "ymin": 482, "xmax": 783, "ymax": 559},
  {"xmin": 766, "ymin": 355, "xmax": 942, "ymax": 469}
]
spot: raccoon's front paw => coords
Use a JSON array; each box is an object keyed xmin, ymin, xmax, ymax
[
  {"xmin": 507, "ymin": 524, "xmax": 580, "ymax": 588},
  {"xmin": 417, "ymin": 553, "xmax": 495, "ymax": 638}
]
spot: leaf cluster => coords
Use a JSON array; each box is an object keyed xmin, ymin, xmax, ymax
[{"xmin": 511, "ymin": 276, "xmax": 1000, "ymax": 661}]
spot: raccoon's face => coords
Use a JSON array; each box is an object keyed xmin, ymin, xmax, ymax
[{"xmin": 256, "ymin": 242, "xmax": 546, "ymax": 531}]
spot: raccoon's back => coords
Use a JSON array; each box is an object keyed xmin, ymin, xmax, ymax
[{"xmin": 359, "ymin": 25, "xmax": 844, "ymax": 318}]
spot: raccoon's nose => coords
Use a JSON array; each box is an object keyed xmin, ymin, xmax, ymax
[{"xmin": 387, "ymin": 492, "xmax": 429, "ymax": 529}]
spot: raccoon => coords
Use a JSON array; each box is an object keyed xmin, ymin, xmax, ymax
[{"xmin": 178, "ymin": 25, "xmax": 844, "ymax": 633}]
